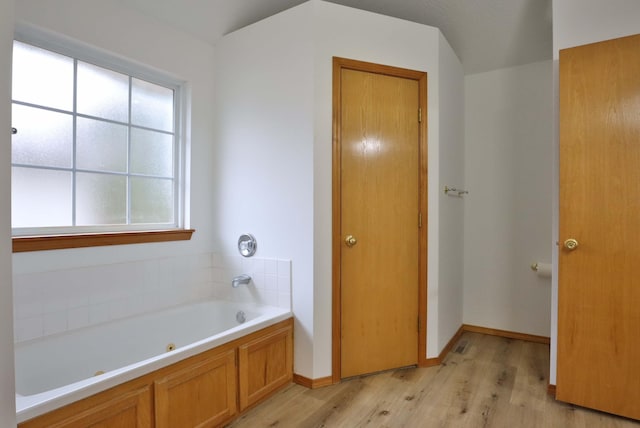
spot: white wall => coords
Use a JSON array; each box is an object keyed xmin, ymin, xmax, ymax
[
  {"xmin": 213, "ymin": 2, "xmax": 315, "ymax": 376},
  {"xmin": 14, "ymin": 0, "xmax": 216, "ymax": 269},
  {"xmin": 11, "ymin": 0, "xmax": 217, "ymax": 340},
  {"xmin": 549, "ymin": 0, "xmax": 640, "ymax": 385},
  {"xmin": 1, "ymin": 1, "xmax": 16, "ymax": 426},
  {"xmin": 464, "ymin": 60, "xmax": 553, "ymax": 337},
  {"xmin": 313, "ymin": 0, "xmax": 463, "ymax": 368},
  {"xmin": 215, "ymin": 0, "xmax": 464, "ymax": 379},
  {"xmin": 553, "ymin": 0, "xmax": 640, "ymax": 57},
  {"xmin": 437, "ymin": 33, "xmax": 465, "ymax": 352}
]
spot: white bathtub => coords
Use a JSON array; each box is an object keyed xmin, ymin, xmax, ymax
[{"xmin": 15, "ymin": 300, "xmax": 291, "ymax": 424}]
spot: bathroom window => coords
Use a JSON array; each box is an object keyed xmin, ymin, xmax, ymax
[{"xmin": 10, "ymin": 34, "xmax": 192, "ymax": 251}]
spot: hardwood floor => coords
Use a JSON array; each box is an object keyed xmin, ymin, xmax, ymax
[{"xmin": 227, "ymin": 332, "xmax": 640, "ymax": 427}]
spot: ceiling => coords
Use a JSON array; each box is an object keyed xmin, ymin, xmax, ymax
[{"xmin": 118, "ymin": 0, "xmax": 553, "ymax": 75}]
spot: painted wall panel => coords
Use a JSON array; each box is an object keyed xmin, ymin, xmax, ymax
[
  {"xmin": 1, "ymin": 1, "xmax": 16, "ymax": 426},
  {"xmin": 464, "ymin": 60, "xmax": 553, "ymax": 337},
  {"xmin": 437, "ymin": 33, "xmax": 465, "ymax": 352},
  {"xmin": 216, "ymin": 0, "xmax": 465, "ymax": 377},
  {"xmin": 213, "ymin": 2, "xmax": 316, "ymax": 376}
]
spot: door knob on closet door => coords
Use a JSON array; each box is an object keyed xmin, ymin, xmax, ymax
[
  {"xmin": 564, "ymin": 238, "xmax": 579, "ymax": 251},
  {"xmin": 345, "ymin": 235, "xmax": 357, "ymax": 247}
]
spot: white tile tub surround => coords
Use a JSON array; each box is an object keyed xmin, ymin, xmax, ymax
[
  {"xmin": 211, "ymin": 253, "xmax": 292, "ymax": 311},
  {"xmin": 12, "ymin": 253, "xmax": 214, "ymax": 343}
]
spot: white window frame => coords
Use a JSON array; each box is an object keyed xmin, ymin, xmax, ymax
[{"xmin": 11, "ymin": 24, "xmax": 189, "ymax": 239}]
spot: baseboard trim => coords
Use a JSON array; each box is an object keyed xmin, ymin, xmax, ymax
[
  {"xmin": 421, "ymin": 324, "xmax": 551, "ymax": 368},
  {"xmin": 293, "ymin": 374, "xmax": 334, "ymax": 389},
  {"xmin": 547, "ymin": 384, "xmax": 557, "ymax": 396},
  {"xmin": 421, "ymin": 325, "xmax": 465, "ymax": 367},
  {"xmin": 462, "ymin": 324, "xmax": 551, "ymax": 345}
]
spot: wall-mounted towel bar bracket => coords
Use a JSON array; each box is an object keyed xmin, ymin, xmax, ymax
[{"xmin": 444, "ymin": 186, "xmax": 468, "ymax": 196}]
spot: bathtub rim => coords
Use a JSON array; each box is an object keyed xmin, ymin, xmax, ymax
[{"xmin": 15, "ymin": 301, "xmax": 292, "ymax": 424}]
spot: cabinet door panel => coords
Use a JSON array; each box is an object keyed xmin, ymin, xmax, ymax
[
  {"xmin": 239, "ymin": 326, "xmax": 293, "ymax": 410},
  {"xmin": 20, "ymin": 386, "xmax": 151, "ymax": 428},
  {"xmin": 154, "ymin": 349, "xmax": 237, "ymax": 428}
]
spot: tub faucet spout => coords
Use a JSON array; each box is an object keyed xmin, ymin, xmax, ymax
[{"xmin": 232, "ymin": 274, "xmax": 251, "ymax": 288}]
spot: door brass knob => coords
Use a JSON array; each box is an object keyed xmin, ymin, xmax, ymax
[
  {"xmin": 564, "ymin": 238, "xmax": 579, "ymax": 251},
  {"xmin": 345, "ymin": 235, "xmax": 357, "ymax": 247}
]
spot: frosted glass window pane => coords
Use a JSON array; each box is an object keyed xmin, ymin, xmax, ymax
[
  {"xmin": 12, "ymin": 167, "xmax": 72, "ymax": 228},
  {"xmin": 76, "ymin": 118, "xmax": 128, "ymax": 172},
  {"xmin": 131, "ymin": 78, "xmax": 174, "ymax": 132},
  {"xmin": 11, "ymin": 104, "xmax": 73, "ymax": 168},
  {"xmin": 131, "ymin": 177, "xmax": 173, "ymax": 224},
  {"xmin": 130, "ymin": 128, "xmax": 173, "ymax": 177},
  {"xmin": 76, "ymin": 173, "xmax": 126, "ymax": 226},
  {"xmin": 12, "ymin": 41, "xmax": 73, "ymax": 111},
  {"xmin": 77, "ymin": 62, "xmax": 129, "ymax": 122}
]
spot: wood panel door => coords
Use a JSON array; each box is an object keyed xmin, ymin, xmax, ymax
[
  {"xmin": 333, "ymin": 58, "xmax": 427, "ymax": 379},
  {"xmin": 558, "ymin": 33, "xmax": 640, "ymax": 420}
]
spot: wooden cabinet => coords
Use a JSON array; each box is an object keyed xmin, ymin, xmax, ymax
[
  {"xmin": 19, "ymin": 385, "xmax": 151, "ymax": 428},
  {"xmin": 19, "ymin": 318, "xmax": 292, "ymax": 428},
  {"xmin": 154, "ymin": 349, "xmax": 236, "ymax": 428},
  {"xmin": 239, "ymin": 325, "xmax": 293, "ymax": 410}
]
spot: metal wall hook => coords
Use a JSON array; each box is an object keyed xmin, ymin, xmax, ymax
[
  {"xmin": 444, "ymin": 186, "xmax": 468, "ymax": 196},
  {"xmin": 11, "ymin": 127, "xmax": 17, "ymax": 135}
]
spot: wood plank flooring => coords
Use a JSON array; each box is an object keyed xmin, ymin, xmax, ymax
[{"xmin": 226, "ymin": 332, "xmax": 640, "ymax": 428}]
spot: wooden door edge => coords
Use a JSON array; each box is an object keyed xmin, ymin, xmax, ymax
[{"xmin": 331, "ymin": 56, "xmax": 429, "ymax": 382}]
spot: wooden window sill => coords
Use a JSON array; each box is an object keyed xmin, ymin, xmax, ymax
[{"xmin": 12, "ymin": 229, "xmax": 195, "ymax": 253}]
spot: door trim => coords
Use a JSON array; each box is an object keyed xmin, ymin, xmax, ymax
[{"xmin": 331, "ymin": 57, "xmax": 428, "ymax": 383}]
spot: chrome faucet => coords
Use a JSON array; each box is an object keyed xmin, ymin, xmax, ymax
[{"xmin": 232, "ymin": 274, "xmax": 251, "ymax": 288}]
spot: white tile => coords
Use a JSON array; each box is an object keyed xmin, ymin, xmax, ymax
[
  {"xmin": 123, "ymin": 262, "xmax": 146, "ymax": 286},
  {"xmin": 212, "ymin": 285, "xmax": 232, "ymax": 301},
  {"xmin": 277, "ymin": 292, "xmax": 292, "ymax": 310},
  {"xmin": 212, "ymin": 268, "xmax": 225, "ymax": 283},
  {"xmin": 193, "ymin": 267, "xmax": 212, "ymax": 284},
  {"xmin": 231, "ymin": 287, "xmax": 253, "ymax": 303},
  {"xmin": 66, "ymin": 293, "xmax": 90, "ymax": 310},
  {"xmin": 259, "ymin": 290, "xmax": 278, "ymax": 307},
  {"xmin": 15, "ymin": 316, "xmax": 43, "ymax": 342},
  {"xmin": 265, "ymin": 274, "xmax": 278, "ymax": 291},
  {"xmin": 193, "ymin": 282, "xmax": 214, "ymax": 300},
  {"xmin": 242, "ymin": 257, "xmax": 265, "ymax": 275},
  {"xmin": 109, "ymin": 298, "xmax": 130, "ymax": 321},
  {"xmin": 277, "ymin": 260, "xmax": 291, "ymax": 279},
  {"xmin": 212, "ymin": 252, "xmax": 225, "ymax": 268},
  {"xmin": 43, "ymin": 295, "xmax": 67, "ymax": 314},
  {"xmin": 89, "ymin": 302, "xmax": 111, "ymax": 325},
  {"xmin": 143, "ymin": 260, "xmax": 161, "ymax": 292},
  {"xmin": 13, "ymin": 281, "xmax": 42, "ymax": 314},
  {"xmin": 264, "ymin": 259, "xmax": 278, "ymax": 275},
  {"xmin": 224, "ymin": 270, "xmax": 240, "ymax": 286},
  {"xmin": 88, "ymin": 289, "xmax": 113, "ymax": 305},
  {"xmin": 156, "ymin": 289, "xmax": 175, "ymax": 309},
  {"xmin": 68, "ymin": 306, "xmax": 90, "ymax": 330},
  {"xmin": 15, "ymin": 300, "xmax": 43, "ymax": 320},
  {"xmin": 277, "ymin": 275, "xmax": 291, "ymax": 293},
  {"xmin": 222, "ymin": 254, "xmax": 242, "ymax": 272},
  {"xmin": 192, "ymin": 252, "xmax": 212, "ymax": 268},
  {"xmin": 250, "ymin": 271, "xmax": 266, "ymax": 290},
  {"xmin": 43, "ymin": 311, "xmax": 67, "ymax": 336}
]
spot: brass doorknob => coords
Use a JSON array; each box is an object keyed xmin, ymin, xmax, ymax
[
  {"xmin": 564, "ymin": 238, "xmax": 579, "ymax": 251},
  {"xmin": 345, "ymin": 235, "xmax": 357, "ymax": 247}
]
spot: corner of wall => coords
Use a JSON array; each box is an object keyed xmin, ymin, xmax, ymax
[
  {"xmin": 435, "ymin": 31, "xmax": 465, "ymax": 353},
  {"xmin": 1, "ymin": 1, "xmax": 17, "ymax": 425}
]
